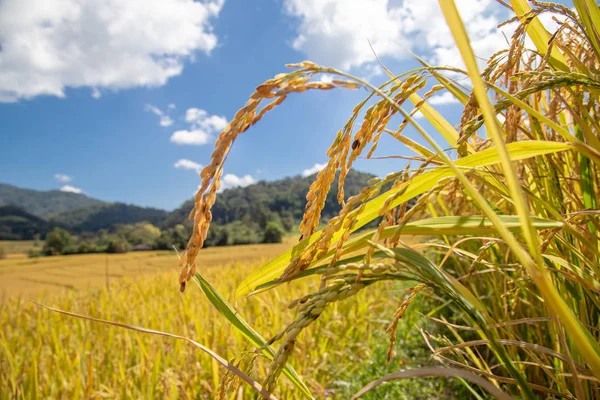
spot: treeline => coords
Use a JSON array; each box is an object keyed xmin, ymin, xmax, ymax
[
  {"xmin": 33, "ymin": 220, "xmax": 286, "ymax": 257},
  {"xmin": 163, "ymin": 170, "xmax": 377, "ymax": 230},
  {"xmin": 2, "ymin": 170, "xmax": 384, "ymax": 256}
]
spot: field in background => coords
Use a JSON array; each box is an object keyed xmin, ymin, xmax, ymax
[
  {"xmin": 1, "ymin": 237, "xmax": 448, "ymax": 399},
  {"xmin": 0, "ymin": 239, "xmax": 294, "ymax": 300},
  {"xmin": 0, "ymin": 240, "xmax": 41, "ymax": 259}
]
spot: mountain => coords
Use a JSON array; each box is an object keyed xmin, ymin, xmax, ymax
[
  {"xmin": 0, "ymin": 205, "xmax": 50, "ymax": 240},
  {"xmin": 0, "ymin": 184, "xmax": 167, "ymax": 237},
  {"xmin": 50, "ymin": 203, "xmax": 168, "ymax": 232},
  {"xmin": 0, "ymin": 169, "xmax": 386, "ymax": 243},
  {"xmin": 0, "ymin": 183, "xmax": 105, "ymax": 218},
  {"xmin": 163, "ymin": 170, "xmax": 378, "ymax": 231}
]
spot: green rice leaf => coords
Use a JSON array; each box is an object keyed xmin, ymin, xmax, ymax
[
  {"xmin": 193, "ymin": 273, "xmax": 314, "ymax": 399},
  {"xmin": 237, "ymin": 141, "xmax": 569, "ymax": 300}
]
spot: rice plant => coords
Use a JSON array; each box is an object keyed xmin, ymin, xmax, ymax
[{"xmin": 171, "ymin": 0, "xmax": 600, "ymax": 398}]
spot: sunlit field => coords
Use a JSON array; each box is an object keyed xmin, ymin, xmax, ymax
[
  {"xmin": 0, "ymin": 239, "xmax": 294, "ymax": 300},
  {"xmin": 0, "ymin": 239, "xmax": 452, "ymax": 400}
]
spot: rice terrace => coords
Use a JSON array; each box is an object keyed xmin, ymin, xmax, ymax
[{"xmin": 2, "ymin": 0, "xmax": 600, "ymax": 399}]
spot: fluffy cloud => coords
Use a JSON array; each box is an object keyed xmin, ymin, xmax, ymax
[
  {"xmin": 54, "ymin": 173, "xmax": 72, "ymax": 183},
  {"xmin": 185, "ymin": 108, "xmax": 228, "ymax": 131},
  {"xmin": 428, "ymin": 91, "xmax": 460, "ymax": 105},
  {"xmin": 195, "ymin": 173, "xmax": 256, "ymax": 193},
  {"xmin": 284, "ymin": 0, "xmax": 407, "ymax": 70},
  {"xmin": 145, "ymin": 104, "xmax": 174, "ymax": 127},
  {"xmin": 170, "ymin": 129, "xmax": 211, "ymax": 145},
  {"xmin": 174, "ymin": 158, "xmax": 203, "ymax": 174},
  {"xmin": 284, "ymin": 0, "xmax": 557, "ymax": 72},
  {"xmin": 221, "ymin": 174, "xmax": 256, "ymax": 190},
  {"xmin": 60, "ymin": 185, "xmax": 83, "ymax": 194},
  {"xmin": 302, "ymin": 163, "xmax": 326, "ymax": 177},
  {"xmin": 170, "ymin": 107, "xmax": 227, "ymax": 145},
  {"xmin": 0, "ymin": 0, "xmax": 223, "ymax": 102}
]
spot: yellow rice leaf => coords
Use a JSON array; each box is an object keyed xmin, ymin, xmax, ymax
[{"xmin": 236, "ymin": 141, "xmax": 571, "ymax": 299}]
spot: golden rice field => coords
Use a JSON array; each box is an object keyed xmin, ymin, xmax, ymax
[{"xmin": 0, "ymin": 239, "xmax": 449, "ymax": 399}]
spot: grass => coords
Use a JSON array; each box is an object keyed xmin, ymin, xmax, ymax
[{"xmin": 0, "ymin": 242, "xmax": 459, "ymax": 399}]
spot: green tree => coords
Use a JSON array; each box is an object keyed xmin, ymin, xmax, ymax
[
  {"xmin": 43, "ymin": 227, "xmax": 73, "ymax": 255},
  {"xmin": 262, "ymin": 222, "xmax": 284, "ymax": 243},
  {"xmin": 106, "ymin": 237, "xmax": 129, "ymax": 254}
]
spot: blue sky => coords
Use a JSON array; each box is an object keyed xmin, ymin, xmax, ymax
[{"xmin": 0, "ymin": 0, "xmax": 560, "ymax": 210}]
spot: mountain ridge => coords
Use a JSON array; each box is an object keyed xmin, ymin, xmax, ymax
[{"xmin": 0, "ymin": 170, "xmax": 379, "ymax": 241}]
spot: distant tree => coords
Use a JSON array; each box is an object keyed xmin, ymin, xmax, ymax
[
  {"xmin": 262, "ymin": 222, "xmax": 285, "ymax": 243},
  {"xmin": 43, "ymin": 228, "xmax": 73, "ymax": 255},
  {"xmin": 204, "ymin": 225, "xmax": 229, "ymax": 247},
  {"xmin": 106, "ymin": 237, "xmax": 129, "ymax": 254},
  {"xmin": 33, "ymin": 233, "xmax": 41, "ymax": 247},
  {"xmin": 153, "ymin": 224, "xmax": 188, "ymax": 250},
  {"xmin": 227, "ymin": 221, "xmax": 261, "ymax": 245},
  {"xmin": 77, "ymin": 240, "xmax": 100, "ymax": 254},
  {"xmin": 118, "ymin": 222, "xmax": 161, "ymax": 245}
]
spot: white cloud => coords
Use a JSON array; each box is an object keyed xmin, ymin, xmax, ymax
[
  {"xmin": 54, "ymin": 173, "xmax": 72, "ymax": 183},
  {"xmin": 284, "ymin": 0, "xmax": 407, "ymax": 70},
  {"xmin": 319, "ymin": 74, "xmax": 333, "ymax": 83},
  {"xmin": 174, "ymin": 158, "xmax": 203, "ymax": 174},
  {"xmin": 185, "ymin": 108, "xmax": 228, "ymax": 131},
  {"xmin": 284, "ymin": 0, "xmax": 560, "ymax": 73},
  {"xmin": 0, "ymin": 0, "xmax": 224, "ymax": 102},
  {"xmin": 168, "ymin": 104, "xmax": 176, "ymax": 110},
  {"xmin": 196, "ymin": 173, "xmax": 256, "ymax": 194},
  {"xmin": 170, "ymin": 129, "xmax": 211, "ymax": 145},
  {"xmin": 413, "ymin": 110, "xmax": 424, "ymax": 119},
  {"xmin": 60, "ymin": 185, "xmax": 83, "ymax": 194},
  {"xmin": 302, "ymin": 163, "xmax": 326, "ymax": 177},
  {"xmin": 428, "ymin": 91, "xmax": 460, "ymax": 105},
  {"xmin": 171, "ymin": 107, "xmax": 228, "ymax": 145},
  {"xmin": 91, "ymin": 88, "xmax": 101, "ymax": 99},
  {"xmin": 161, "ymin": 116, "xmax": 174, "ymax": 127},
  {"xmin": 145, "ymin": 104, "xmax": 174, "ymax": 127},
  {"xmin": 220, "ymin": 174, "xmax": 256, "ymax": 191}
]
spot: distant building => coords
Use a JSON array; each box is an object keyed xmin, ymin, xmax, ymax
[{"xmin": 132, "ymin": 244, "xmax": 152, "ymax": 252}]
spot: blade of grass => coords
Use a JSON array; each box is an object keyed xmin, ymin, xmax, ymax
[
  {"xmin": 192, "ymin": 273, "xmax": 314, "ymax": 399},
  {"xmin": 350, "ymin": 367, "xmax": 513, "ymax": 400}
]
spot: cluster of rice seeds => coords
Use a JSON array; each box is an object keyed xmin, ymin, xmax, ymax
[
  {"xmin": 386, "ymin": 284, "xmax": 427, "ymax": 363},
  {"xmin": 285, "ymin": 76, "xmax": 444, "ymax": 281},
  {"xmin": 297, "ymin": 73, "xmax": 427, "ymax": 247},
  {"xmin": 177, "ymin": 62, "xmax": 362, "ymax": 291},
  {"xmin": 216, "ymin": 353, "xmax": 258, "ymax": 400},
  {"xmin": 263, "ymin": 275, "xmax": 369, "ymax": 393},
  {"xmin": 280, "ymin": 181, "xmax": 385, "ymax": 280}
]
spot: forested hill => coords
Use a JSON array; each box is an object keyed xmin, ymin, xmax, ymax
[
  {"xmin": 0, "ymin": 183, "xmax": 105, "ymax": 217},
  {"xmin": 49, "ymin": 203, "xmax": 167, "ymax": 233},
  {"xmin": 0, "ymin": 169, "xmax": 378, "ymax": 243},
  {"xmin": 163, "ymin": 170, "xmax": 376, "ymax": 231}
]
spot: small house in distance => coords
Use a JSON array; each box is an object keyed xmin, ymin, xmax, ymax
[{"xmin": 132, "ymin": 243, "xmax": 152, "ymax": 252}]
